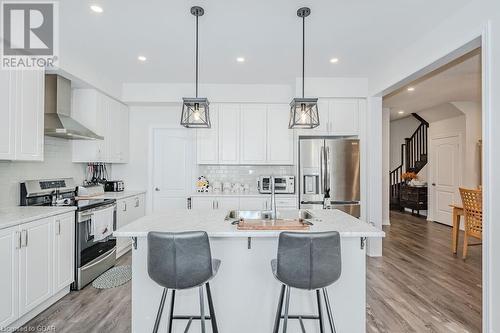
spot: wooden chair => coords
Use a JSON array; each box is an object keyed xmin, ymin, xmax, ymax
[{"xmin": 459, "ymin": 187, "xmax": 483, "ymax": 259}]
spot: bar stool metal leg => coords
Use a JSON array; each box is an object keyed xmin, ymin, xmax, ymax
[
  {"xmin": 153, "ymin": 288, "xmax": 168, "ymax": 333},
  {"xmin": 282, "ymin": 286, "xmax": 291, "ymax": 333},
  {"xmin": 167, "ymin": 290, "xmax": 176, "ymax": 333},
  {"xmin": 199, "ymin": 286, "xmax": 206, "ymax": 333},
  {"xmin": 316, "ymin": 289, "xmax": 325, "ymax": 333},
  {"xmin": 273, "ymin": 285, "xmax": 286, "ymax": 333},
  {"xmin": 205, "ymin": 283, "xmax": 219, "ymax": 333},
  {"xmin": 322, "ymin": 288, "xmax": 336, "ymax": 333}
]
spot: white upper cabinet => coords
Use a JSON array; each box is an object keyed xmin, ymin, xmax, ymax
[
  {"xmin": 196, "ymin": 105, "xmax": 219, "ymax": 164},
  {"xmin": 267, "ymin": 104, "xmax": 294, "ymax": 165},
  {"xmin": 300, "ymin": 98, "xmax": 363, "ymax": 136},
  {"xmin": 196, "ymin": 103, "xmax": 294, "ymax": 165},
  {"xmin": 330, "ymin": 99, "xmax": 360, "ymax": 135},
  {"xmin": 0, "ymin": 69, "xmax": 44, "ymax": 161},
  {"xmin": 218, "ymin": 104, "xmax": 240, "ymax": 164},
  {"xmin": 311, "ymin": 99, "xmax": 330, "ymax": 133},
  {"xmin": 240, "ymin": 104, "xmax": 267, "ymax": 164},
  {"xmin": 0, "ymin": 70, "xmax": 16, "ymax": 160},
  {"xmin": 72, "ymin": 89, "xmax": 129, "ymax": 163}
]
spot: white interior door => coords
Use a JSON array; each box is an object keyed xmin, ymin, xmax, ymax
[
  {"xmin": 430, "ymin": 135, "xmax": 461, "ymax": 226},
  {"xmin": 152, "ymin": 129, "xmax": 194, "ymax": 212}
]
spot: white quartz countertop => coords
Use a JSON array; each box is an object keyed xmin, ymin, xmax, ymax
[
  {"xmin": 89, "ymin": 190, "xmax": 146, "ymax": 201},
  {"xmin": 190, "ymin": 192, "xmax": 297, "ymax": 197},
  {"xmin": 0, "ymin": 206, "xmax": 76, "ymax": 230},
  {"xmin": 114, "ymin": 209, "xmax": 384, "ymax": 238}
]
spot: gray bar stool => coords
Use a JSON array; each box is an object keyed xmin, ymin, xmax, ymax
[
  {"xmin": 271, "ymin": 231, "xmax": 341, "ymax": 333},
  {"xmin": 147, "ymin": 231, "xmax": 220, "ymax": 333}
]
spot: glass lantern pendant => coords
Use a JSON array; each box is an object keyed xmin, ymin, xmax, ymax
[
  {"xmin": 181, "ymin": 6, "xmax": 211, "ymax": 128},
  {"xmin": 288, "ymin": 7, "xmax": 320, "ymax": 129}
]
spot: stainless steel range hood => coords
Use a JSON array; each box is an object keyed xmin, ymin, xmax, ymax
[{"xmin": 44, "ymin": 75, "xmax": 104, "ymax": 140}]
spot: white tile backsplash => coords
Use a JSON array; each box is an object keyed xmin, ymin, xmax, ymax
[
  {"xmin": 0, "ymin": 137, "xmax": 86, "ymax": 207},
  {"xmin": 197, "ymin": 165, "xmax": 295, "ymax": 192}
]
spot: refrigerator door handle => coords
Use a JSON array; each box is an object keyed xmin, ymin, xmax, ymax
[
  {"xmin": 319, "ymin": 146, "xmax": 324, "ymax": 195},
  {"xmin": 326, "ymin": 146, "xmax": 331, "ymax": 193}
]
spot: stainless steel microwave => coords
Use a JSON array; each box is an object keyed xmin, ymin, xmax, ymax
[{"xmin": 258, "ymin": 176, "xmax": 295, "ymax": 194}]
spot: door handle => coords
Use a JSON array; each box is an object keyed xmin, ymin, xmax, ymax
[
  {"xmin": 21, "ymin": 230, "xmax": 28, "ymax": 247},
  {"xmin": 56, "ymin": 220, "xmax": 61, "ymax": 235},
  {"xmin": 123, "ymin": 202, "xmax": 127, "ymax": 212},
  {"xmin": 432, "ymin": 183, "xmax": 436, "ymax": 186},
  {"xmin": 135, "ymin": 198, "xmax": 140, "ymax": 207},
  {"xmin": 15, "ymin": 231, "xmax": 22, "ymax": 249}
]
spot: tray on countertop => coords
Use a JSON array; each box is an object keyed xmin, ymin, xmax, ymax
[{"xmin": 236, "ymin": 218, "xmax": 310, "ymax": 230}]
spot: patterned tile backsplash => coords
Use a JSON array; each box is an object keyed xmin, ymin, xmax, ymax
[
  {"xmin": 0, "ymin": 137, "xmax": 87, "ymax": 207},
  {"xmin": 197, "ymin": 165, "xmax": 296, "ymax": 192}
]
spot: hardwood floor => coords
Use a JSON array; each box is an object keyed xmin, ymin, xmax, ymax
[
  {"xmin": 20, "ymin": 253, "xmax": 132, "ymax": 333},
  {"xmin": 366, "ymin": 211, "xmax": 482, "ymax": 333},
  {"xmin": 21, "ymin": 211, "xmax": 481, "ymax": 332}
]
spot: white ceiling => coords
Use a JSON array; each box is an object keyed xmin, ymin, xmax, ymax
[
  {"xmin": 59, "ymin": 0, "xmax": 472, "ymax": 86},
  {"xmin": 383, "ymin": 51, "xmax": 481, "ymax": 120}
]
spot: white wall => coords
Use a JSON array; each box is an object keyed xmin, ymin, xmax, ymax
[
  {"xmin": 0, "ymin": 137, "xmax": 86, "ymax": 207},
  {"xmin": 112, "ymin": 105, "xmax": 187, "ymax": 213}
]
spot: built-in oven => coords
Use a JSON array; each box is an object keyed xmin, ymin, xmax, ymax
[{"xmin": 73, "ymin": 202, "xmax": 117, "ymax": 290}]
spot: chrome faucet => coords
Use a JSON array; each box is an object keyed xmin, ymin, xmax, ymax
[{"xmin": 270, "ymin": 176, "xmax": 277, "ymax": 220}]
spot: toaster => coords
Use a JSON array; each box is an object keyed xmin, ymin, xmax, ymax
[{"xmin": 104, "ymin": 180, "xmax": 124, "ymax": 192}]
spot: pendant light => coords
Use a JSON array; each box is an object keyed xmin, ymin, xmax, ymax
[
  {"xmin": 181, "ymin": 6, "xmax": 211, "ymax": 128},
  {"xmin": 288, "ymin": 7, "xmax": 319, "ymax": 129}
]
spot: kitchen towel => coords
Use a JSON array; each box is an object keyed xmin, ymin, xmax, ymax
[{"xmin": 92, "ymin": 206, "xmax": 114, "ymax": 241}]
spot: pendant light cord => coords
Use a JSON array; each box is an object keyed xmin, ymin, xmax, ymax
[
  {"xmin": 195, "ymin": 15, "xmax": 199, "ymax": 98},
  {"xmin": 302, "ymin": 16, "xmax": 305, "ymax": 98}
]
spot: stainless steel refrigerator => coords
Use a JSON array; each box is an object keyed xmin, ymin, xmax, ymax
[{"xmin": 299, "ymin": 137, "xmax": 360, "ymax": 217}]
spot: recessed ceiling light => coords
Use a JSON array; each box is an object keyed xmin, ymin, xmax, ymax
[
  {"xmin": 329, "ymin": 58, "xmax": 339, "ymax": 64},
  {"xmin": 236, "ymin": 57, "xmax": 245, "ymax": 63},
  {"xmin": 90, "ymin": 5, "xmax": 103, "ymax": 13},
  {"xmin": 398, "ymin": 110, "xmax": 405, "ymax": 114},
  {"xmin": 407, "ymin": 87, "xmax": 415, "ymax": 92},
  {"xmin": 138, "ymin": 55, "xmax": 147, "ymax": 62}
]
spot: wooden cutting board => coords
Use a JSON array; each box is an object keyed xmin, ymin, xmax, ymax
[{"xmin": 236, "ymin": 218, "xmax": 310, "ymax": 230}]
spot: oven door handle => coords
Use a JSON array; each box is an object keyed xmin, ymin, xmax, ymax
[{"xmin": 81, "ymin": 247, "xmax": 116, "ymax": 270}]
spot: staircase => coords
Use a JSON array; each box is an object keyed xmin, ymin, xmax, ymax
[{"xmin": 390, "ymin": 114, "xmax": 429, "ymax": 210}]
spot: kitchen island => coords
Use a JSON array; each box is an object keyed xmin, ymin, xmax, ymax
[{"xmin": 114, "ymin": 209, "xmax": 384, "ymax": 333}]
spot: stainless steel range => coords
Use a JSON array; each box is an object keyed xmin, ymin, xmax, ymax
[{"xmin": 20, "ymin": 178, "xmax": 117, "ymax": 290}]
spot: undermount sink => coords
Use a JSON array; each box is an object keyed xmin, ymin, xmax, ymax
[{"xmin": 225, "ymin": 210, "xmax": 314, "ymax": 221}]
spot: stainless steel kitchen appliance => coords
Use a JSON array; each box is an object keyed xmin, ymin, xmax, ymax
[
  {"xmin": 299, "ymin": 137, "xmax": 360, "ymax": 217},
  {"xmin": 104, "ymin": 180, "xmax": 124, "ymax": 192},
  {"xmin": 20, "ymin": 178, "xmax": 117, "ymax": 290},
  {"xmin": 258, "ymin": 176, "xmax": 295, "ymax": 194}
]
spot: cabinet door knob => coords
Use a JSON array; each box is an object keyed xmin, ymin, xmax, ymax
[{"xmin": 155, "ymin": 187, "xmax": 160, "ymax": 191}]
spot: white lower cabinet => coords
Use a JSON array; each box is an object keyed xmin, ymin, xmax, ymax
[
  {"xmin": 0, "ymin": 212, "xmax": 75, "ymax": 329},
  {"xmin": 191, "ymin": 197, "xmax": 239, "ymax": 211},
  {"xmin": 239, "ymin": 197, "xmax": 270, "ymax": 210},
  {"xmin": 116, "ymin": 194, "xmax": 146, "ymax": 258},
  {"xmin": 53, "ymin": 214, "xmax": 75, "ymax": 292},
  {"xmin": 191, "ymin": 196, "xmax": 297, "ymax": 211},
  {"xmin": 0, "ymin": 227, "xmax": 19, "ymax": 328}
]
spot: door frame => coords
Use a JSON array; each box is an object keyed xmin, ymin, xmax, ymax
[
  {"xmin": 375, "ymin": 24, "xmax": 493, "ymax": 331},
  {"xmin": 147, "ymin": 126, "xmax": 196, "ymax": 214},
  {"xmin": 427, "ymin": 131, "xmax": 464, "ymax": 224}
]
